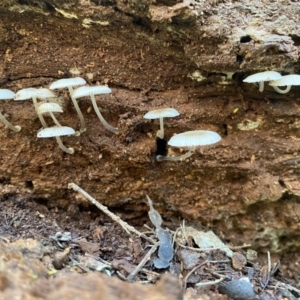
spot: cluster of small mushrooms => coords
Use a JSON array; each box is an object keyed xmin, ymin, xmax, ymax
[
  {"xmin": 0, "ymin": 77, "xmax": 118, "ymax": 154},
  {"xmin": 0, "ymin": 71, "xmax": 298, "ymax": 159},
  {"xmin": 143, "ymin": 108, "xmax": 221, "ymax": 162},
  {"xmin": 243, "ymin": 71, "xmax": 300, "ymax": 94}
]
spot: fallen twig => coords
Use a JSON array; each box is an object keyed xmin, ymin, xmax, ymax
[
  {"xmin": 178, "ymin": 243, "xmax": 224, "ymax": 252},
  {"xmin": 182, "ymin": 261, "xmax": 209, "ymax": 290},
  {"xmin": 68, "ymin": 183, "xmax": 155, "ymax": 244},
  {"xmin": 195, "ymin": 277, "xmax": 225, "ymax": 288},
  {"xmin": 229, "ymin": 243, "xmax": 252, "ymax": 250},
  {"xmin": 271, "ymin": 280, "xmax": 300, "ymax": 295},
  {"xmin": 0, "ymin": 236, "xmax": 9, "ymax": 243},
  {"xmin": 126, "ymin": 242, "xmax": 160, "ymax": 281}
]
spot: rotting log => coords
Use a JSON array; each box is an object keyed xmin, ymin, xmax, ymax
[{"xmin": 0, "ymin": 0, "xmax": 300, "ymax": 266}]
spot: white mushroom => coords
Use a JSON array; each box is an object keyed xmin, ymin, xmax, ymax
[
  {"xmin": 269, "ymin": 74, "xmax": 300, "ymax": 94},
  {"xmin": 14, "ymin": 88, "xmax": 56, "ymax": 128},
  {"xmin": 143, "ymin": 108, "xmax": 180, "ymax": 139},
  {"xmin": 37, "ymin": 102, "xmax": 64, "ymax": 127},
  {"xmin": 243, "ymin": 71, "xmax": 283, "ymax": 93},
  {"xmin": 49, "ymin": 77, "xmax": 87, "ymax": 133},
  {"xmin": 37, "ymin": 126, "xmax": 75, "ymax": 154},
  {"xmin": 156, "ymin": 130, "xmax": 221, "ymax": 162},
  {"xmin": 37, "ymin": 102, "xmax": 76, "ymax": 154},
  {"xmin": 0, "ymin": 89, "xmax": 21, "ymax": 132},
  {"xmin": 72, "ymin": 85, "xmax": 118, "ymax": 134}
]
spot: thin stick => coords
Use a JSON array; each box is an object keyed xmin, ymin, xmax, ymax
[
  {"xmin": 182, "ymin": 261, "xmax": 209, "ymax": 290},
  {"xmin": 0, "ymin": 236, "xmax": 9, "ymax": 243},
  {"xmin": 140, "ymin": 268, "xmax": 160, "ymax": 278},
  {"xmin": 271, "ymin": 280, "xmax": 300, "ymax": 294},
  {"xmin": 229, "ymin": 244, "xmax": 252, "ymax": 250},
  {"xmin": 68, "ymin": 183, "xmax": 155, "ymax": 244},
  {"xmin": 127, "ymin": 242, "xmax": 159, "ymax": 281},
  {"xmin": 178, "ymin": 243, "xmax": 224, "ymax": 252},
  {"xmin": 180, "ymin": 220, "xmax": 188, "ymax": 241},
  {"xmin": 195, "ymin": 277, "xmax": 225, "ymax": 287},
  {"xmin": 267, "ymin": 251, "xmax": 271, "ymax": 273}
]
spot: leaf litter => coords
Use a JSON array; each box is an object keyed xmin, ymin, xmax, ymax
[{"xmin": 0, "ymin": 183, "xmax": 299, "ymax": 299}]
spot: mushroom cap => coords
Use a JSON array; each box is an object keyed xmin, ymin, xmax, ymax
[
  {"xmin": 37, "ymin": 126, "xmax": 75, "ymax": 138},
  {"xmin": 49, "ymin": 77, "xmax": 86, "ymax": 90},
  {"xmin": 269, "ymin": 74, "xmax": 300, "ymax": 86},
  {"xmin": 168, "ymin": 130, "xmax": 221, "ymax": 148},
  {"xmin": 143, "ymin": 108, "xmax": 180, "ymax": 119},
  {"xmin": 243, "ymin": 71, "xmax": 282, "ymax": 83},
  {"xmin": 0, "ymin": 89, "xmax": 15, "ymax": 100},
  {"xmin": 72, "ymin": 86, "xmax": 111, "ymax": 99},
  {"xmin": 14, "ymin": 88, "xmax": 55, "ymax": 100},
  {"xmin": 37, "ymin": 102, "xmax": 63, "ymax": 114}
]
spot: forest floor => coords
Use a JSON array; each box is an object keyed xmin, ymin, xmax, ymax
[{"xmin": 1, "ymin": 186, "xmax": 300, "ymax": 300}]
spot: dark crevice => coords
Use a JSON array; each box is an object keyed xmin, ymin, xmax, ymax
[
  {"xmin": 90, "ymin": 0, "xmax": 116, "ymax": 6},
  {"xmin": 17, "ymin": 0, "xmax": 55, "ymax": 11},
  {"xmin": 232, "ymin": 71, "xmax": 246, "ymax": 82},
  {"xmin": 240, "ymin": 35, "xmax": 252, "ymax": 43},
  {"xmin": 155, "ymin": 0, "xmax": 180, "ymax": 5},
  {"xmin": 236, "ymin": 54, "xmax": 244, "ymax": 63},
  {"xmin": 44, "ymin": 1, "xmax": 56, "ymax": 12},
  {"xmin": 132, "ymin": 17, "xmax": 152, "ymax": 31},
  {"xmin": 156, "ymin": 137, "xmax": 168, "ymax": 156},
  {"xmin": 207, "ymin": 72, "xmax": 228, "ymax": 77},
  {"xmin": 290, "ymin": 35, "xmax": 300, "ymax": 46},
  {"xmin": 0, "ymin": 177, "xmax": 11, "ymax": 184},
  {"xmin": 25, "ymin": 180, "xmax": 34, "ymax": 190},
  {"xmin": 222, "ymin": 124, "xmax": 228, "ymax": 136},
  {"xmin": 278, "ymin": 178, "xmax": 287, "ymax": 188},
  {"xmin": 34, "ymin": 197, "xmax": 49, "ymax": 206}
]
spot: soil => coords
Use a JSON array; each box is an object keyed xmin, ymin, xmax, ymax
[
  {"xmin": 1, "ymin": 192, "xmax": 299, "ymax": 299},
  {"xmin": 0, "ymin": 0, "xmax": 300, "ymax": 298}
]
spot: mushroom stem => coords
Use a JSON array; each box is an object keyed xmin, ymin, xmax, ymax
[
  {"xmin": 156, "ymin": 146, "xmax": 195, "ymax": 162},
  {"xmin": 32, "ymin": 96, "xmax": 48, "ymax": 128},
  {"xmin": 258, "ymin": 82, "xmax": 264, "ymax": 92},
  {"xmin": 158, "ymin": 117, "xmax": 164, "ymax": 139},
  {"xmin": 49, "ymin": 112, "xmax": 63, "ymax": 127},
  {"xmin": 272, "ymin": 85, "xmax": 291, "ymax": 94},
  {"xmin": 55, "ymin": 136, "xmax": 74, "ymax": 154},
  {"xmin": 90, "ymin": 93, "xmax": 119, "ymax": 135},
  {"xmin": 48, "ymin": 111, "xmax": 80, "ymax": 137},
  {"xmin": 69, "ymin": 86, "xmax": 86, "ymax": 133},
  {"xmin": 0, "ymin": 112, "xmax": 21, "ymax": 132}
]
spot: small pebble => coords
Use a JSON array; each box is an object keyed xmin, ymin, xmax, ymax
[{"xmin": 218, "ymin": 277, "xmax": 256, "ymax": 300}]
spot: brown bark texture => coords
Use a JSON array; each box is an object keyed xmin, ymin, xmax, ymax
[{"xmin": 0, "ymin": 0, "xmax": 300, "ymax": 257}]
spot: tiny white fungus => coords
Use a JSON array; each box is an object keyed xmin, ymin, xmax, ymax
[
  {"xmin": 36, "ymin": 102, "xmax": 76, "ymax": 154},
  {"xmin": 143, "ymin": 108, "xmax": 180, "ymax": 139},
  {"xmin": 269, "ymin": 74, "xmax": 300, "ymax": 94},
  {"xmin": 14, "ymin": 88, "xmax": 55, "ymax": 100},
  {"xmin": 156, "ymin": 130, "xmax": 221, "ymax": 162},
  {"xmin": 0, "ymin": 89, "xmax": 21, "ymax": 132},
  {"xmin": 72, "ymin": 85, "xmax": 118, "ymax": 134},
  {"xmin": 49, "ymin": 77, "xmax": 87, "ymax": 133},
  {"xmin": 37, "ymin": 126, "xmax": 75, "ymax": 154},
  {"xmin": 14, "ymin": 88, "xmax": 56, "ymax": 128},
  {"xmin": 37, "ymin": 102, "xmax": 63, "ymax": 114},
  {"xmin": 37, "ymin": 126, "xmax": 75, "ymax": 138},
  {"xmin": 0, "ymin": 89, "xmax": 15, "ymax": 99},
  {"xmin": 243, "ymin": 71, "xmax": 283, "ymax": 93},
  {"xmin": 49, "ymin": 77, "xmax": 86, "ymax": 90},
  {"xmin": 37, "ymin": 102, "xmax": 65, "ymax": 127},
  {"xmin": 72, "ymin": 86, "xmax": 111, "ymax": 99}
]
